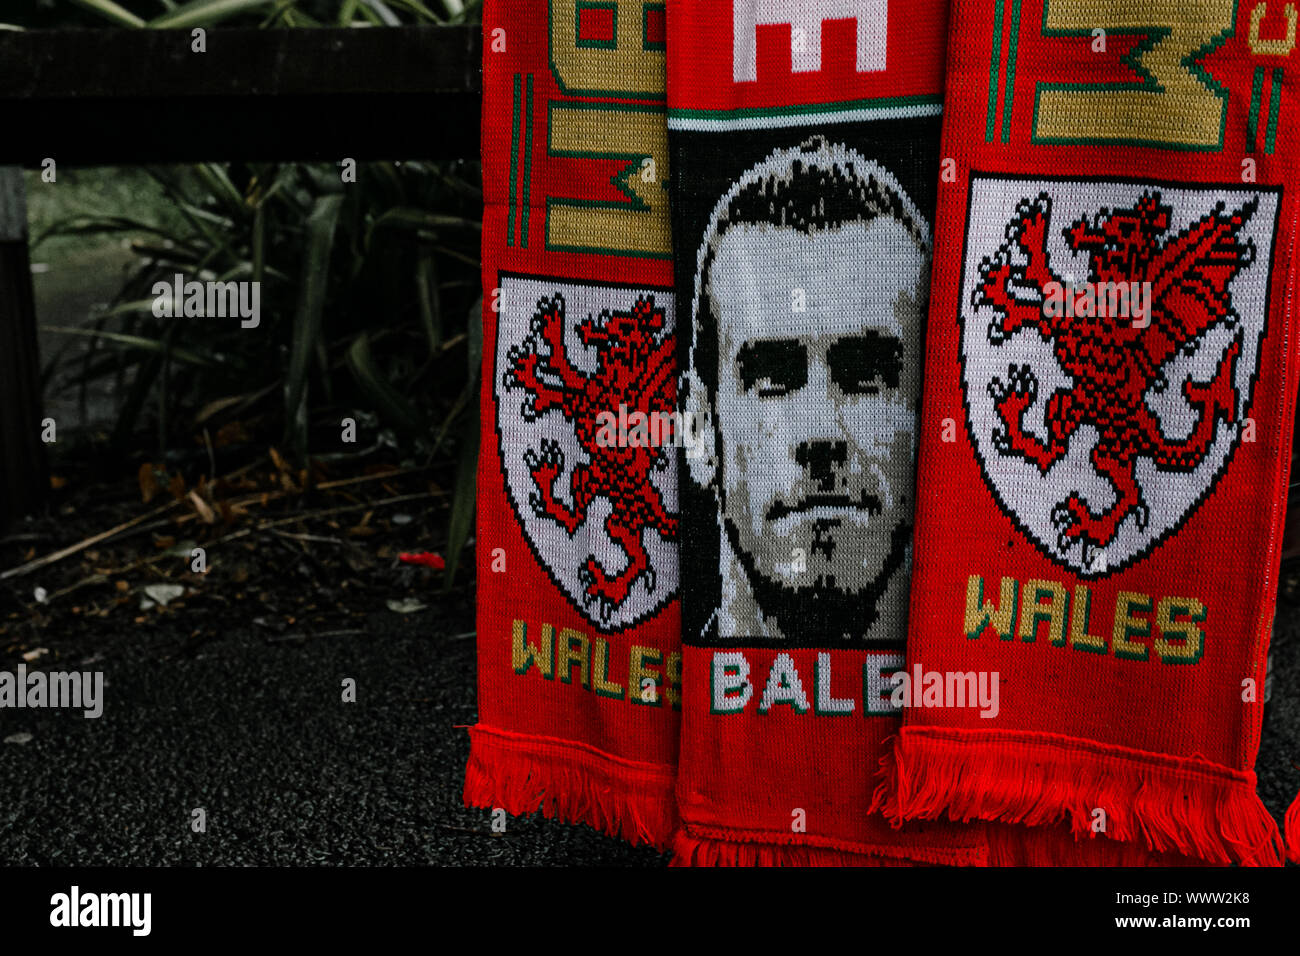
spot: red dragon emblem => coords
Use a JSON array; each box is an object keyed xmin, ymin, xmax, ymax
[
  {"xmin": 503, "ymin": 292, "xmax": 678, "ymax": 620},
  {"xmin": 975, "ymin": 191, "xmax": 1256, "ymax": 564}
]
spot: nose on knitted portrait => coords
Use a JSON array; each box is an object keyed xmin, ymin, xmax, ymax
[{"xmin": 780, "ymin": 433, "xmax": 898, "ymax": 574}]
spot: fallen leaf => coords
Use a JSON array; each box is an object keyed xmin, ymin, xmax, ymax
[
  {"xmin": 22, "ymin": 647, "xmax": 48, "ymax": 662},
  {"xmin": 115, "ymin": 581, "xmax": 130, "ymax": 592},
  {"xmin": 387, "ymin": 598, "xmax": 427, "ymax": 614},
  {"xmin": 196, "ymin": 396, "xmax": 250, "ymax": 428},
  {"xmin": 213, "ymin": 420, "xmax": 252, "ymax": 446},
  {"xmin": 138, "ymin": 462, "xmax": 159, "ymax": 504},
  {"xmin": 3, "ymin": 733, "xmax": 33, "ymax": 746},
  {"xmin": 188, "ymin": 490, "xmax": 215, "ymax": 525},
  {"xmin": 49, "ymin": 475, "xmax": 68, "ymax": 490},
  {"xmin": 143, "ymin": 584, "xmax": 185, "ymax": 607},
  {"xmin": 269, "ymin": 446, "xmax": 291, "ymax": 475}
]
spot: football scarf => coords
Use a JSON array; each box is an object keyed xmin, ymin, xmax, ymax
[
  {"xmin": 465, "ymin": 0, "xmax": 681, "ymax": 849},
  {"xmin": 877, "ymin": 0, "xmax": 1300, "ymax": 866},
  {"xmin": 667, "ymin": 0, "xmax": 987, "ymax": 865}
]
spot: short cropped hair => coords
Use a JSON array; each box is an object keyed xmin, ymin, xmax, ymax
[{"xmin": 687, "ymin": 136, "xmax": 930, "ymax": 409}]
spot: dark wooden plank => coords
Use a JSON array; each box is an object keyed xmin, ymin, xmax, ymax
[
  {"xmin": 0, "ymin": 26, "xmax": 481, "ymax": 98},
  {"xmin": 0, "ymin": 169, "xmax": 48, "ymax": 531},
  {"xmin": 0, "ymin": 92, "xmax": 481, "ymax": 164},
  {"xmin": 0, "ymin": 26, "xmax": 482, "ymax": 164}
]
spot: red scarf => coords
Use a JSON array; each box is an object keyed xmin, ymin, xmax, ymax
[
  {"xmin": 466, "ymin": 0, "xmax": 680, "ymax": 849},
  {"xmin": 666, "ymin": 0, "xmax": 985, "ymax": 865},
  {"xmin": 878, "ymin": 0, "xmax": 1300, "ymax": 866}
]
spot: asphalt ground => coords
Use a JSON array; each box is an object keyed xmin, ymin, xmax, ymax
[
  {"xmin": 0, "ymin": 584, "xmax": 1296, "ymax": 866},
  {"xmin": 0, "ymin": 592, "xmax": 663, "ymax": 866}
]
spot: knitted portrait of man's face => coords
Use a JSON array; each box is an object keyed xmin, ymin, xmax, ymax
[{"xmin": 687, "ymin": 139, "xmax": 930, "ymax": 642}]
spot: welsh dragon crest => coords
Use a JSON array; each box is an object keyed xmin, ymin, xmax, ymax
[{"xmin": 960, "ymin": 181, "xmax": 1275, "ymax": 576}]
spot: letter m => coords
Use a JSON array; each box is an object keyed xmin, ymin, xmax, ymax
[
  {"xmin": 102, "ymin": 894, "xmax": 130, "ymax": 927},
  {"xmin": 733, "ymin": 0, "xmax": 888, "ymax": 82},
  {"xmin": 964, "ymin": 575, "xmax": 1018, "ymax": 640},
  {"xmin": 208, "ymin": 281, "xmax": 240, "ymax": 318}
]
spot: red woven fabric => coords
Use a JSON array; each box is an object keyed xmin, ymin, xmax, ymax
[
  {"xmin": 465, "ymin": 0, "xmax": 681, "ymax": 849},
  {"xmin": 877, "ymin": 0, "xmax": 1300, "ymax": 866},
  {"xmin": 666, "ymin": 0, "xmax": 987, "ymax": 866}
]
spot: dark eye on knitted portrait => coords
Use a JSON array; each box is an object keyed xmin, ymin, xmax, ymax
[{"xmin": 684, "ymin": 137, "xmax": 930, "ymax": 643}]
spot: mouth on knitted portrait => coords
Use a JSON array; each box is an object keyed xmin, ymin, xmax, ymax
[
  {"xmin": 765, "ymin": 492, "xmax": 883, "ymax": 522},
  {"xmin": 722, "ymin": 511, "xmax": 911, "ymax": 642}
]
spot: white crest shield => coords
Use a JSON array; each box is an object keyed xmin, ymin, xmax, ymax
[
  {"xmin": 958, "ymin": 176, "xmax": 1279, "ymax": 577},
  {"xmin": 494, "ymin": 273, "xmax": 679, "ymax": 629}
]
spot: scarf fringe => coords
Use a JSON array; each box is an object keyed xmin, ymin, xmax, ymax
[
  {"xmin": 669, "ymin": 830, "xmax": 965, "ymax": 866},
  {"xmin": 1286, "ymin": 791, "xmax": 1300, "ymax": 863},
  {"xmin": 670, "ymin": 824, "xmax": 987, "ymax": 866},
  {"xmin": 874, "ymin": 730, "xmax": 1283, "ymax": 867},
  {"xmin": 985, "ymin": 823, "xmax": 1222, "ymax": 866},
  {"xmin": 463, "ymin": 726, "xmax": 677, "ymax": 852}
]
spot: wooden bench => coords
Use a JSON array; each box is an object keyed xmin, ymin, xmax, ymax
[{"xmin": 0, "ymin": 25, "xmax": 481, "ymax": 530}]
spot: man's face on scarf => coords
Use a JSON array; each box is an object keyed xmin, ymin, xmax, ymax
[{"xmin": 707, "ymin": 215, "xmax": 927, "ymax": 634}]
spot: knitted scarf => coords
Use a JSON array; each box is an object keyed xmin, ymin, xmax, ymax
[
  {"xmin": 877, "ymin": 0, "xmax": 1300, "ymax": 866},
  {"xmin": 666, "ymin": 0, "xmax": 987, "ymax": 865},
  {"xmin": 465, "ymin": 0, "xmax": 680, "ymax": 849}
]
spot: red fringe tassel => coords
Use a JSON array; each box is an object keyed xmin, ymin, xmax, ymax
[
  {"xmin": 875, "ymin": 728, "xmax": 1283, "ymax": 867},
  {"xmin": 986, "ymin": 823, "xmax": 1224, "ymax": 866},
  {"xmin": 1285, "ymin": 790, "xmax": 1300, "ymax": 863},
  {"xmin": 670, "ymin": 832, "xmax": 913, "ymax": 866},
  {"xmin": 669, "ymin": 824, "xmax": 986, "ymax": 867},
  {"xmin": 463, "ymin": 725, "xmax": 677, "ymax": 851}
]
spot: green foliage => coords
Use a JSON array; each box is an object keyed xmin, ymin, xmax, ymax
[
  {"xmin": 25, "ymin": 3, "xmax": 487, "ymax": 575},
  {"xmin": 39, "ymin": 159, "xmax": 483, "ymax": 464}
]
